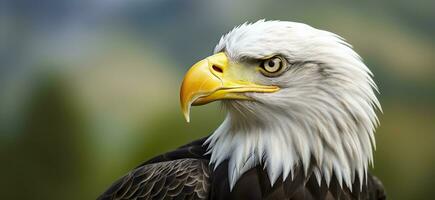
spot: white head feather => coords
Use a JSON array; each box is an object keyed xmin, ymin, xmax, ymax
[{"xmin": 204, "ymin": 20, "xmax": 381, "ymax": 190}]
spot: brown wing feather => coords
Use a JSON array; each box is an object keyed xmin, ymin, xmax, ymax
[{"xmin": 97, "ymin": 159, "xmax": 210, "ymax": 200}]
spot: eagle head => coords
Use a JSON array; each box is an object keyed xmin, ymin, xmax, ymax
[{"xmin": 180, "ymin": 20, "xmax": 381, "ymax": 190}]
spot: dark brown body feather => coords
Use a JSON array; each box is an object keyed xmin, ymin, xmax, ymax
[{"xmin": 98, "ymin": 137, "xmax": 386, "ymax": 200}]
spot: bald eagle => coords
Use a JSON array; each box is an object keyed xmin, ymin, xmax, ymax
[{"xmin": 98, "ymin": 20, "xmax": 386, "ymax": 200}]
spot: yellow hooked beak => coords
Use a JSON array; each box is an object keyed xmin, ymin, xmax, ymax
[{"xmin": 180, "ymin": 52, "xmax": 280, "ymax": 122}]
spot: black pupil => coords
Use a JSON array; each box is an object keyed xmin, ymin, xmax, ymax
[{"xmin": 268, "ymin": 60, "xmax": 275, "ymax": 67}]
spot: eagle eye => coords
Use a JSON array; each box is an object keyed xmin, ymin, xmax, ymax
[{"xmin": 259, "ymin": 56, "xmax": 286, "ymax": 77}]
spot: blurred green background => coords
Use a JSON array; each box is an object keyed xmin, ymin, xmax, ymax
[{"xmin": 0, "ymin": 0, "xmax": 434, "ymax": 199}]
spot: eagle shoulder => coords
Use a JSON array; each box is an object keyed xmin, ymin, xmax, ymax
[
  {"xmin": 97, "ymin": 158, "xmax": 211, "ymax": 200},
  {"xmin": 98, "ymin": 137, "xmax": 211, "ymax": 200}
]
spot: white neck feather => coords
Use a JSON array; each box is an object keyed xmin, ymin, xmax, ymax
[{"xmin": 205, "ymin": 89, "xmax": 379, "ymax": 190}]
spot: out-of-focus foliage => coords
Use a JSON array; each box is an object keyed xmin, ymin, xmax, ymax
[{"xmin": 0, "ymin": 0, "xmax": 434, "ymax": 199}]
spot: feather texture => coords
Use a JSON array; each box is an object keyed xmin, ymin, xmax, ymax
[{"xmin": 98, "ymin": 137, "xmax": 386, "ymax": 200}]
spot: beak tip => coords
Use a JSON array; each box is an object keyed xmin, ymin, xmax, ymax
[
  {"xmin": 182, "ymin": 107, "xmax": 191, "ymax": 123},
  {"xmin": 184, "ymin": 114, "xmax": 190, "ymax": 123}
]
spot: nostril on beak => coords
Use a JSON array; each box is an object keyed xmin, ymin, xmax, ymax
[{"xmin": 212, "ymin": 65, "xmax": 223, "ymax": 73}]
